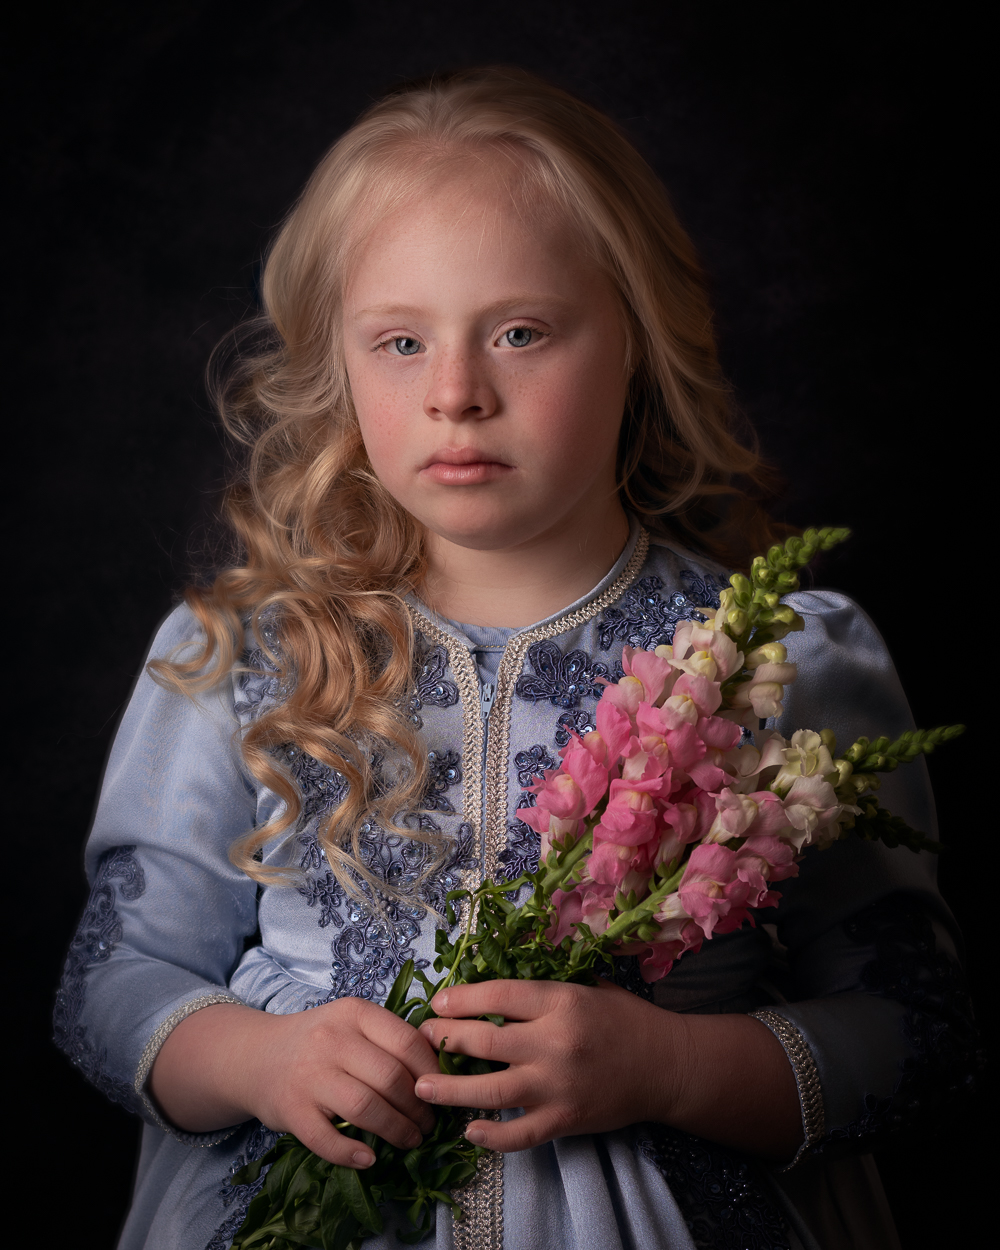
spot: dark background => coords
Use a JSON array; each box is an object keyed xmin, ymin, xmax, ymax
[{"xmin": 8, "ymin": 3, "xmax": 988, "ymax": 1246}]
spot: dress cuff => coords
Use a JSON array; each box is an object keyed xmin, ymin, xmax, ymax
[
  {"xmin": 749, "ymin": 1008, "xmax": 825, "ymax": 1170},
  {"xmin": 134, "ymin": 992, "xmax": 246, "ymax": 1145}
]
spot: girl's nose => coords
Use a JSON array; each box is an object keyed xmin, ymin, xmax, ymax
[{"xmin": 422, "ymin": 349, "xmax": 497, "ymax": 423}]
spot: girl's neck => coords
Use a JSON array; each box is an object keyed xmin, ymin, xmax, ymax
[{"xmin": 419, "ymin": 506, "xmax": 631, "ymax": 628}]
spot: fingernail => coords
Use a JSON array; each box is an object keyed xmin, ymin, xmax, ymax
[
  {"xmin": 433, "ymin": 990, "xmax": 449, "ymax": 1012},
  {"xmin": 352, "ymin": 1149, "xmax": 374, "ymax": 1168},
  {"xmin": 406, "ymin": 1130, "xmax": 421, "ymax": 1149},
  {"xmin": 416, "ymin": 1079, "xmax": 435, "ymax": 1101},
  {"xmin": 465, "ymin": 1128, "xmax": 487, "ymax": 1145}
]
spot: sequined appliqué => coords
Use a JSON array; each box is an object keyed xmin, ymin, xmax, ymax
[
  {"xmin": 514, "ymin": 641, "xmax": 610, "ymax": 709},
  {"xmin": 53, "ymin": 846, "xmax": 147, "ymax": 1108},
  {"xmin": 554, "ymin": 709, "xmax": 596, "ymax": 747},
  {"xmin": 638, "ymin": 1126, "xmax": 790, "ymax": 1250},
  {"xmin": 424, "ymin": 749, "xmax": 462, "ymax": 813},
  {"xmin": 498, "ymin": 811, "xmax": 541, "ymax": 888},
  {"xmin": 514, "ymin": 743, "xmax": 558, "ymax": 786},
  {"xmin": 304, "ymin": 821, "xmax": 478, "ymax": 1005},
  {"xmin": 281, "ymin": 744, "xmax": 349, "ymax": 826},
  {"xmin": 406, "ymin": 635, "xmax": 460, "ymax": 728},
  {"xmin": 597, "ymin": 571, "xmax": 724, "ymax": 651},
  {"xmin": 206, "ymin": 1122, "xmax": 281, "ymax": 1250}
]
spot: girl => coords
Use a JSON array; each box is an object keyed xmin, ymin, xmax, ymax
[{"xmin": 55, "ymin": 68, "xmax": 971, "ymax": 1250}]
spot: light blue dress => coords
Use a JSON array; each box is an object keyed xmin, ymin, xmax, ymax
[{"xmin": 54, "ymin": 524, "xmax": 975, "ymax": 1250}]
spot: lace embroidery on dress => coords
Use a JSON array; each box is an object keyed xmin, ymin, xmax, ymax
[
  {"xmin": 406, "ymin": 634, "xmax": 460, "ymax": 728},
  {"xmin": 300, "ymin": 815, "xmax": 478, "ymax": 1006},
  {"xmin": 497, "ymin": 743, "xmax": 558, "ymax": 889},
  {"xmin": 597, "ymin": 571, "xmax": 723, "ymax": 651},
  {"xmin": 514, "ymin": 641, "xmax": 611, "ymax": 709},
  {"xmin": 53, "ymin": 846, "xmax": 147, "ymax": 1109},
  {"xmin": 812, "ymin": 896, "xmax": 982, "ymax": 1153},
  {"xmin": 205, "ymin": 1122, "xmax": 281, "ymax": 1250},
  {"xmin": 554, "ymin": 709, "xmax": 596, "ymax": 747},
  {"xmin": 637, "ymin": 1126, "xmax": 790, "ymax": 1250}
]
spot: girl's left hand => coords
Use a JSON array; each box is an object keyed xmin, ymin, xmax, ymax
[
  {"xmin": 415, "ymin": 978, "xmax": 685, "ymax": 1152},
  {"xmin": 415, "ymin": 978, "xmax": 802, "ymax": 1158}
]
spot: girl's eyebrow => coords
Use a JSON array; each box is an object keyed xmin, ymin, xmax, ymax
[{"xmin": 353, "ymin": 294, "xmax": 576, "ymax": 322}]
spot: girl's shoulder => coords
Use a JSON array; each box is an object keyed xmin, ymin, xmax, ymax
[{"xmin": 642, "ymin": 532, "xmax": 731, "ymax": 607}]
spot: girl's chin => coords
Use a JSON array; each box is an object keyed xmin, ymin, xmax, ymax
[{"xmin": 419, "ymin": 512, "xmax": 551, "ymax": 554}]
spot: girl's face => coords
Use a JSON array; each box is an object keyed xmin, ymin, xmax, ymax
[{"xmin": 343, "ymin": 168, "xmax": 630, "ymax": 558}]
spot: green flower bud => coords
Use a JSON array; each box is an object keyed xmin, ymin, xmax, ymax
[{"xmin": 726, "ymin": 608, "xmax": 748, "ymax": 634}]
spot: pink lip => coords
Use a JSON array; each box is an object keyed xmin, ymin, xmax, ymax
[{"xmin": 420, "ymin": 448, "xmax": 512, "ymax": 486}]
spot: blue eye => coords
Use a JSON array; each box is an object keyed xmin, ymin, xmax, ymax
[
  {"xmin": 389, "ymin": 336, "xmax": 421, "ymax": 356},
  {"xmin": 504, "ymin": 327, "xmax": 534, "ymax": 347}
]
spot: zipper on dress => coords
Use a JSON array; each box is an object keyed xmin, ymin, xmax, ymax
[{"xmin": 480, "ymin": 680, "xmax": 496, "ymax": 720}]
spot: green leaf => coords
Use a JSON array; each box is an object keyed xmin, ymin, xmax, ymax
[
  {"xmin": 264, "ymin": 1146, "xmax": 310, "ymax": 1201},
  {"xmin": 334, "ymin": 1165, "xmax": 383, "ymax": 1234},
  {"xmin": 383, "ymin": 959, "xmax": 415, "ymax": 1017},
  {"xmin": 282, "ymin": 1152, "xmax": 322, "ymax": 1222}
]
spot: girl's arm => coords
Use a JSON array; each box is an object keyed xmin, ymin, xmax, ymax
[
  {"xmin": 148, "ymin": 997, "xmax": 439, "ymax": 1168},
  {"xmin": 416, "ymin": 592, "xmax": 978, "ymax": 1163},
  {"xmin": 55, "ymin": 604, "xmax": 440, "ymax": 1169},
  {"xmin": 415, "ymin": 979, "xmax": 802, "ymax": 1160}
]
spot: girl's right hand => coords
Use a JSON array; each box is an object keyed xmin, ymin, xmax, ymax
[{"xmin": 148, "ymin": 998, "xmax": 440, "ymax": 1168}]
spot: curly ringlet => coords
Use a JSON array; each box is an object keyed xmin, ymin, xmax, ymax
[{"xmin": 151, "ymin": 66, "xmax": 784, "ymax": 897}]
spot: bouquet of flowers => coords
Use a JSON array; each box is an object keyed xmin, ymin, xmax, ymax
[{"xmin": 231, "ymin": 528, "xmax": 961, "ymax": 1250}]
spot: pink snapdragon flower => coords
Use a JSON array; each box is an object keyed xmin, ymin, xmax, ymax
[
  {"xmin": 732, "ymin": 835, "xmax": 799, "ymax": 907},
  {"xmin": 668, "ymin": 621, "xmax": 743, "ymax": 683},
  {"xmin": 594, "ymin": 777, "xmax": 662, "ymax": 847},
  {"xmin": 780, "ymin": 774, "xmax": 844, "ymax": 849},
  {"xmin": 576, "ymin": 699, "xmax": 632, "ymax": 769},
  {"xmin": 727, "ymin": 661, "xmax": 798, "ymax": 724},
  {"xmin": 621, "ymin": 645, "xmax": 677, "ymax": 706},
  {"xmin": 635, "ymin": 703, "xmax": 710, "ymax": 783},
  {"xmin": 547, "ymin": 879, "xmax": 620, "ymax": 944},
  {"xmin": 703, "ymin": 790, "xmax": 760, "ymax": 843},
  {"xmin": 677, "ymin": 843, "xmax": 764, "ymax": 939},
  {"xmin": 528, "ymin": 742, "xmax": 607, "ymax": 821},
  {"xmin": 662, "ymin": 672, "xmax": 723, "ymax": 722}
]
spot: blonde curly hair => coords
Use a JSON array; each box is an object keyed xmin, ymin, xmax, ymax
[{"xmin": 152, "ymin": 66, "xmax": 785, "ymax": 892}]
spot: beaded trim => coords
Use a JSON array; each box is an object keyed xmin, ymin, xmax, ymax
[
  {"xmin": 407, "ymin": 529, "xmax": 650, "ymax": 1250},
  {"xmin": 135, "ymin": 992, "xmax": 244, "ymax": 1145},
  {"xmin": 750, "ymin": 1008, "xmax": 825, "ymax": 1169}
]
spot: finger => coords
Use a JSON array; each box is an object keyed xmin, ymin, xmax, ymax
[
  {"xmin": 349, "ymin": 999, "xmax": 441, "ymax": 1080},
  {"xmin": 431, "ymin": 978, "xmax": 572, "ymax": 1021},
  {"xmin": 417, "ymin": 1017, "xmax": 528, "ymax": 1065},
  {"xmin": 319, "ymin": 1071, "xmax": 430, "ymax": 1150},
  {"xmin": 283, "ymin": 1106, "xmax": 380, "ymax": 1169},
  {"xmin": 414, "ymin": 1067, "xmax": 536, "ymax": 1112},
  {"xmin": 342, "ymin": 1036, "xmax": 436, "ymax": 1133},
  {"xmin": 464, "ymin": 1107, "xmax": 574, "ymax": 1153}
]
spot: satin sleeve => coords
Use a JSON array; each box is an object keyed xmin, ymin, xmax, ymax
[
  {"xmin": 757, "ymin": 590, "xmax": 978, "ymax": 1162},
  {"xmin": 53, "ymin": 605, "xmax": 271, "ymax": 1142}
]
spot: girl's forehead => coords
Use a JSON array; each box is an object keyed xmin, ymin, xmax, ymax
[
  {"xmin": 345, "ymin": 162, "xmax": 591, "ymax": 290},
  {"xmin": 347, "ymin": 145, "xmax": 585, "ymax": 251}
]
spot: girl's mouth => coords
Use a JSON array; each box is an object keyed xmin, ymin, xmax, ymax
[{"xmin": 420, "ymin": 449, "xmax": 512, "ymax": 486}]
